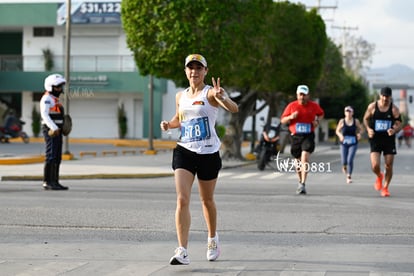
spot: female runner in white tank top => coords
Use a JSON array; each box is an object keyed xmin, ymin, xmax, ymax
[{"xmin": 160, "ymin": 54, "xmax": 238, "ymax": 265}]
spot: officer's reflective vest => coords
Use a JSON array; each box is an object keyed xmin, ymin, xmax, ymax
[{"xmin": 45, "ymin": 92, "xmax": 64, "ymax": 128}]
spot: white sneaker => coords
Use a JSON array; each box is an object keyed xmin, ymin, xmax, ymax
[
  {"xmin": 206, "ymin": 232, "xmax": 221, "ymax": 261},
  {"xmin": 296, "ymin": 183, "xmax": 306, "ymax": 195},
  {"xmin": 169, "ymin": 247, "xmax": 190, "ymax": 265}
]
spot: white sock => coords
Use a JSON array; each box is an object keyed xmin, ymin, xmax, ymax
[{"xmin": 208, "ymin": 232, "xmax": 218, "ymax": 242}]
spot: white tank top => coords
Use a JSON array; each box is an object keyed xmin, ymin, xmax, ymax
[{"xmin": 177, "ymin": 85, "xmax": 221, "ymax": 154}]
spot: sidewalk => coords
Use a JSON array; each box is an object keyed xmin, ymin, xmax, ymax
[
  {"xmin": 0, "ymin": 138, "xmax": 255, "ymax": 180},
  {"xmin": 0, "ymin": 138, "xmax": 335, "ymax": 181}
]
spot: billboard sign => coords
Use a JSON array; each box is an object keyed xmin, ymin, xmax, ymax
[{"xmin": 57, "ymin": 1, "xmax": 121, "ymax": 25}]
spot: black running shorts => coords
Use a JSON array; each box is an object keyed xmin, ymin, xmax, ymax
[
  {"xmin": 172, "ymin": 145, "xmax": 222, "ymax": 181},
  {"xmin": 290, "ymin": 132, "xmax": 315, "ymax": 159},
  {"xmin": 369, "ymin": 136, "xmax": 397, "ymax": 155}
]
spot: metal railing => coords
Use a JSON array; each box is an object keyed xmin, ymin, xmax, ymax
[
  {"xmin": 0, "ymin": 55, "xmax": 137, "ymax": 72},
  {"xmin": 0, "ymin": 55, "xmax": 22, "ymax": 71}
]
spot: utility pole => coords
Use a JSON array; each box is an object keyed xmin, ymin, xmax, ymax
[
  {"xmin": 148, "ymin": 75, "xmax": 154, "ymax": 151},
  {"xmin": 144, "ymin": 75, "xmax": 157, "ymax": 155},
  {"xmin": 63, "ymin": 0, "xmax": 71, "ymax": 156},
  {"xmin": 306, "ymin": 0, "xmax": 337, "ymax": 15},
  {"xmin": 303, "ymin": 0, "xmax": 337, "ymax": 23},
  {"xmin": 310, "ymin": 3, "xmax": 337, "ymax": 11},
  {"xmin": 331, "ymin": 25, "xmax": 358, "ymax": 66}
]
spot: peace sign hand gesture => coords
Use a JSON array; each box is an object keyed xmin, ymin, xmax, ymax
[{"xmin": 212, "ymin": 77, "xmax": 226, "ymax": 101}]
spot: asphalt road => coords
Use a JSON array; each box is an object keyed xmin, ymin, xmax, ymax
[{"xmin": 0, "ymin": 143, "xmax": 413, "ymax": 275}]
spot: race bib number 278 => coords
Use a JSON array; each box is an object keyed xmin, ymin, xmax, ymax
[{"xmin": 180, "ymin": 117, "xmax": 211, "ymax": 142}]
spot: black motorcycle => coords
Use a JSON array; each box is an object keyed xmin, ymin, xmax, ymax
[
  {"xmin": 0, "ymin": 120, "xmax": 30, "ymax": 144},
  {"xmin": 256, "ymin": 123, "xmax": 280, "ymax": 171}
]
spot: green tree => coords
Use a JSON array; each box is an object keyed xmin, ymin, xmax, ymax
[
  {"xmin": 344, "ymin": 78, "xmax": 370, "ymax": 120},
  {"xmin": 258, "ymin": 2, "xmax": 327, "ymax": 121},
  {"xmin": 320, "ymin": 76, "xmax": 369, "ymax": 122},
  {"xmin": 121, "ymin": 0, "xmax": 327, "ymax": 159},
  {"xmin": 122, "ymin": 0, "xmax": 251, "ymax": 86},
  {"xmin": 122, "ymin": 0, "xmax": 272, "ymax": 158},
  {"xmin": 225, "ymin": 2, "xmax": 328, "ymax": 158},
  {"xmin": 316, "ymin": 38, "xmax": 349, "ymax": 98}
]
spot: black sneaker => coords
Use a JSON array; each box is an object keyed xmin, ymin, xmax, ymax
[
  {"xmin": 296, "ymin": 183, "xmax": 306, "ymax": 195},
  {"xmin": 42, "ymin": 182, "xmax": 68, "ymax": 191},
  {"xmin": 55, "ymin": 182, "xmax": 69, "ymax": 190}
]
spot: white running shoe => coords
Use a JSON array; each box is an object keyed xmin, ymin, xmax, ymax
[
  {"xmin": 206, "ymin": 232, "xmax": 221, "ymax": 261},
  {"xmin": 169, "ymin": 247, "xmax": 190, "ymax": 265},
  {"xmin": 296, "ymin": 183, "xmax": 306, "ymax": 195}
]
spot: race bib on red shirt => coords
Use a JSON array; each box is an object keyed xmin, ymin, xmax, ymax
[{"xmin": 295, "ymin": 123, "xmax": 311, "ymax": 134}]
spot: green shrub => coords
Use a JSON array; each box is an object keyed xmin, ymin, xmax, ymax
[
  {"xmin": 42, "ymin": 48, "xmax": 54, "ymax": 71},
  {"xmin": 31, "ymin": 105, "xmax": 41, "ymax": 137},
  {"xmin": 118, "ymin": 104, "xmax": 127, "ymax": 139},
  {"xmin": 215, "ymin": 124, "xmax": 226, "ymax": 139}
]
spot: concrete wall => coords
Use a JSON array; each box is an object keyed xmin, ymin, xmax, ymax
[
  {"xmin": 22, "ymin": 91, "xmax": 143, "ymax": 139},
  {"xmin": 22, "ymin": 25, "xmax": 135, "ymax": 72}
]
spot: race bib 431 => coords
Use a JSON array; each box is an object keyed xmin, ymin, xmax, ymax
[{"xmin": 295, "ymin": 123, "xmax": 311, "ymax": 134}]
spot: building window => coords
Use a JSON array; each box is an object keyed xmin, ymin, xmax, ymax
[
  {"xmin": 33, "ymin": 93, "xmax": 44, "ymax": 101},
  {"xmin": 33, "ymin": 27, "xmax": 54, "ymax": 37}
]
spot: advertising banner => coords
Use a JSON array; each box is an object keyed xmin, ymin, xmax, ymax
[{"xmin": 57, "ymin": 1, "xmax": 121, "ymax": 25}]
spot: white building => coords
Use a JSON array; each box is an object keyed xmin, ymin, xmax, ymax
[{"xmin": 0, "ymin": 0, "xmax": 167, "ymax": 139}]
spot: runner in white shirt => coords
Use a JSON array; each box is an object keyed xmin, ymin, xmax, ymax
[{"xmin": 160, "ymin": 54, "xmax": 238, "ymax": 265}]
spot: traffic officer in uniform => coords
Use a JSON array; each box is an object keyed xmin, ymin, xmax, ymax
[{"xmin": 40, "ymin": 74, "xmax": 68, "ymax": 190}]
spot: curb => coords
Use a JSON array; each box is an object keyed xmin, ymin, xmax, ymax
[
  {"xmin": 1, "ymin": 173, "xmax": 175, "ymax": 181},
  {"xmin": 0, "ymin": 138, "xmax": 177, "ymax": 165},
  {"xmin": 1, "ymin": 162, "xmax": 254, "ymax": 181},
  {"xmin": 0, "ymin": 155, "xmax": 45, "ymax": 165},
  {"xmin": 0, "ymin": 139, "xmax": 253, "ymax": 165}
]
